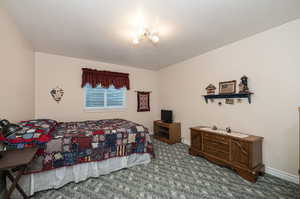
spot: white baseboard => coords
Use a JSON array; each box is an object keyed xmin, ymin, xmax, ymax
[
  {"xmin": 181, "ymin": 138, "xmax": 190, "ymax": 146},
  {"xmin": 265, "ymin": 167, "xmax": 299, "ymax": 184},
  {"xmin": 180, "ymin": 140, "xmax": 299, "ymax": 184}
]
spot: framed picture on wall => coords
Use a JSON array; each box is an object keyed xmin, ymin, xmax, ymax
[{"xmin": 219, "ymin": 80, "xmax": 236, "ymax": 94}]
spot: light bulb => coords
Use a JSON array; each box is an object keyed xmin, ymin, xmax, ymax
[
  {"xmin": 151, "ymin": 35, "xmax": 159, "ymax": 43},
  {"xmin": 133, "ymin": 37, "xmax": 139, "ymax": 45},
  {"xmin": 137, "ymin": 27, "xmax": 145, "ymax": 37}
]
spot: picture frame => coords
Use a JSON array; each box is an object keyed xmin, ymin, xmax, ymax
[
  {"xmin": 225, "ymin": 99, "xmax": 234, "ymax": 105},
  {"xmin": 219, "ymin": 80, "xmax": 236, "ymax": 94}
]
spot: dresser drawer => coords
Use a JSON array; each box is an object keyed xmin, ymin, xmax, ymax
[
  {"xmin": 203, "ymin": 138, "xmax": 229, "ymax": 152},
  {"xmin": 203, "ymin": 132, "xmax": 229, "ymax": 145},
  {"xmin": 203, "ymin": 145, "xmax": 230, "ymax": 161}
]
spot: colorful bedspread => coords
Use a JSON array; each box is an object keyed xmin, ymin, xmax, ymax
[
  {"xmin": 4, "ymin": 119, "xmax": 58, "ymax": 149},
  {"xmin": 23, "ymin": 119, "xmax": 153, "ymax": 174}
]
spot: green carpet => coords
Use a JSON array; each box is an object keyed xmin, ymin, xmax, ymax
[{"xmin": 32, "ymin": 139, "xmax": 298, "ymax": 199}]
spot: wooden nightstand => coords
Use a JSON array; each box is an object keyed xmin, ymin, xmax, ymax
[
  {"xmin": 0, "ymin": 147, "xmax": 38, "ymax": 199},
  {"xmin": 153, "ymin": 120, "xmax": 181, "ymax": 144}
]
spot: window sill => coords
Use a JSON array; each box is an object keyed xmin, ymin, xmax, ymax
[{"xmin": 83, "ymin": 107, "xmax": 127, "ymax": 113}]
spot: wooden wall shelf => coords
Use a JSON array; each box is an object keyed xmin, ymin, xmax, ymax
[{"xmin": 203, "ymin": 93, "xmax": 253, "ymax": 104}]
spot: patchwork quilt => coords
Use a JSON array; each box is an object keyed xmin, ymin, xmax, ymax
[
  {"xmin": 4, "ymin": 119, "xmax": 58, "ymax": 149},
  {"xmin": 5, "ymin": 119, "xmax": 154, "ymax": 174}
]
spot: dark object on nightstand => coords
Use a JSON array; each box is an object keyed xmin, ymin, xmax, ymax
[
  {"xmin": 153, "ymin": 120, "xmax": 181, "ymax": 144},
  {"xmin": 161, "ymin": 110, "xmax": 173, "ymax": 123},
  {"xmin": 0, "ymin": 147, "xmax": 38, "ymax": 199}
]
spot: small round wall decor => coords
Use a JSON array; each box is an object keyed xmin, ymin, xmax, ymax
[{"xmin": 50, "ymin": 86, "xmax": 64, "ymax": 103}]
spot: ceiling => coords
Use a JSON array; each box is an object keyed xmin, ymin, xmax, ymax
[{"xmin": 2, "ymin": 0, "xmax": 300, "ymax": 70}]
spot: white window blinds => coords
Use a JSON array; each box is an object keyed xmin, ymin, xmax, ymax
[{"xmin": 84, "ymin": 84, "xmax": 126, "ymax": 109}]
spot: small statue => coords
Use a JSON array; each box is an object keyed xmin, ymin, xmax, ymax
[
  {"xmin": 206, "ymin": 84, "xmax": 216, "ymax": 95},
  {"xmin": 225, "ymin": 127, "xmax": 231, "ymax": 133},
  {"xmin": 212, "ymin": 125, "xmax": 218, "ymax": 130},
  {"xmin": 239, "ymin": 75, "xmax": 249, "ymax": 93}
]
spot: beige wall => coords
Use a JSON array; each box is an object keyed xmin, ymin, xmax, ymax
[
  {"xmin": 0, "ymin": 6, "xmax": 34, "ymax": 122},
  {"xmin": 159, "ymin": 19, "xmax": 300, "ymax": 176},
  {"xmin": 35, "ymin": 52, "xmax": 159, "ymax": 132},
  {"xmin": 0, "ymin": 5, "xmax": 34, "ymax": 197}
]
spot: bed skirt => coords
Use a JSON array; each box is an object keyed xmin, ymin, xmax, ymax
[{"xmin": 10, "ymin": 153, "xmax": 151, "ymax": 198}]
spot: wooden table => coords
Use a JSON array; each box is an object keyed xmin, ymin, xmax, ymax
[{"xmin": 0, "ymin": 147, "xmax": 38, "ymax": 199}]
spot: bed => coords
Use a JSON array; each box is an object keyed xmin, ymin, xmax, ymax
[{"xmin": 4, "ymin": 119, "xmax": 154, "ymax": 197}]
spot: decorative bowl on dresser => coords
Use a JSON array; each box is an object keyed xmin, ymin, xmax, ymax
[
  {"xmin": 153, "ymin": 120, "xmax": 181, "ymax": 144},
  {"xmin": 189, "ymin": 126, "xmax": 264, "ymax": 182}
]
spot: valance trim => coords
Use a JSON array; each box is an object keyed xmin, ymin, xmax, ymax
[{"xmin": 81, "ymin": 68, "xmax": 130, "ymax": 90}]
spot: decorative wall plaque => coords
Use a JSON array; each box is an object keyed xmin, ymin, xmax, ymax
[{"xmin": 50, "ymin": 86, "xmax": 64, "ymax": 103}]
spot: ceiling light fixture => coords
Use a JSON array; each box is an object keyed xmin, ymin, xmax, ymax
[{"xmin": 133, "ymin": 27, "xmax": 160, "ymax": 45}]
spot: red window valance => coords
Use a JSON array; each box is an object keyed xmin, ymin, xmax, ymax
[{"xmin": 81, "ymin": 68, "xmax": 130, "ymax": 90}]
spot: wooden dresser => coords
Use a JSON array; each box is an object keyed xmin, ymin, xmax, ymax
[{"xmin": 189, "ymin": 126, "xmax": 264, "ymax": 182}]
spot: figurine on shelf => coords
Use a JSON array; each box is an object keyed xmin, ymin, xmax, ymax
[
  {"xmin": 239, "ymin": 75, "xmax": 249, "ymax": 93},
  {"xmin": 206, "ymin": 84, "xmax": 216, "ymax": 95}
]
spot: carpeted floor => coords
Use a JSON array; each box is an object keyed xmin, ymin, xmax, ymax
[{"xmin": 32, "ymin": 139, "xmax": 298, "ymax": 199}]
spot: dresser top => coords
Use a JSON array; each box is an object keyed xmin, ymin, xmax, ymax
[{"xmin": 190, "ymin": 126, "xmax": 263, "ymax": 141}]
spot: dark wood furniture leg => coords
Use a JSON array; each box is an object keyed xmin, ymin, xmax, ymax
[
  {"xmin": 0, "ymin": 147, "xmax": 38, "ymax": 199},
  {"xmin": 4, "ymin": 166, "xmax": 28, "ymax": 199}
]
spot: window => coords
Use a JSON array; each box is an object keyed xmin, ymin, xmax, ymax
[{"xmin": 84, "ymin": 84, "xmax": 126, "ymax": 109}]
